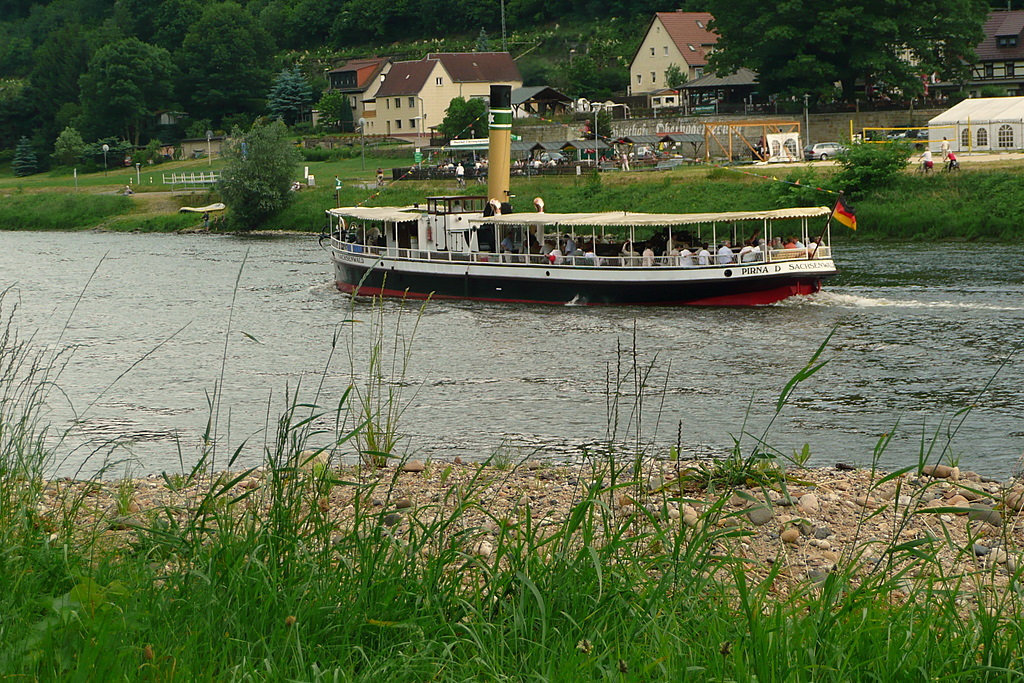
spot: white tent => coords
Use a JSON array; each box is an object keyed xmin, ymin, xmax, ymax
[{"xmin": 928, "ymin": 97, "xmax": 1024, "ymax": 153}]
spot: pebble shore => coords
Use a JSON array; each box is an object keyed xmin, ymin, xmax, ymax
[{"xmin": 35, "ymin": 456, "xmax": 1024, "ymax": 600}]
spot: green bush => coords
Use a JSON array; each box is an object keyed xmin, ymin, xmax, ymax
[{"xmin": 831, "ymin": 141, "xmax": 912, "ymax": 197}]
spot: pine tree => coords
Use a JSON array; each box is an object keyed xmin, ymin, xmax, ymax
[
  {"xmin": 476, "ymin": 28, "xmax": 490, "ymax": 52},
  {"xmin": 12, "ymin": 136, "xmax": 38, "ymax": 177},
  {"xmin": 267, "ymin": 66, "xmax": 313, "ymax": 126}
]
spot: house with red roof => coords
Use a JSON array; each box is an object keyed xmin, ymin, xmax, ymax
[
  {"xmin": 367, "ymin": 52, "xmax": 522, "ymax": 142},
  {"xmin": 629, "ymin": 11, "xmax": 717, "ymax": 97},
  {"xmin": 324, "ymin": 58, "xmax": 392, "ymax": 132}
]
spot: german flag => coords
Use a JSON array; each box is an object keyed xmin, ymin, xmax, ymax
[{"xmin": 832, "ymin": 195, "xmax": 857, "ymax": 230}]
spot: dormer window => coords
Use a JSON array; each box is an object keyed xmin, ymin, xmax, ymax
[
  {"xmin": 696, "ymin": 20, "xmax": 705, "ymax": 28},
  {"xmin": 998, "ymin": 35, "xmax": 1018, "ymax": 48}
]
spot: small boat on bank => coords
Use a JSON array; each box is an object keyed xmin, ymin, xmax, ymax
[{"xmin": 320, "ymin": 86, "xmax": 838, "ymax": 306}]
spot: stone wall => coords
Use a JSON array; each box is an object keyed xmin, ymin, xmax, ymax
[{"xmin": 512, "ymin": 109, "xmax": 945, "ymax": 146}]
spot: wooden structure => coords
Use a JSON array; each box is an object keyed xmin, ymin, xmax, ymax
[{"xmin": 702, "ymin": 120, "xmax": 801, "ymax": 162}]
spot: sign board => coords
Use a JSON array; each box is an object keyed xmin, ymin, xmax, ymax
[
  {"xmin": 414, "ymin": 148, "xmax": 422, "ymax": 164},
  {"xmin": 693, "ymin": 105, "xmax": 717, "ymax": 114}
]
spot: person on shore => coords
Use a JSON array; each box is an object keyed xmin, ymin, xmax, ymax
[
  {"xmin": 920, "ymin": 149, "xmax": 934, "ymax": 173},
  {"xmin": 376, "ymin": 168, "xmax": 384, "ymax": 186},
  {"xmin": 940, "ymin": 137, "xmax": 950, "ymax": 158},
  {"xmin": 455, "ymin": 162, "xmax": 465, "ymax": 187}
]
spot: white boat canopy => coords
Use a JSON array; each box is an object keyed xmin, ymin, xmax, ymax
[
  {"xmin": 327, "ymin": 206, "xmax": 423, "ymax": 222},
  {"xmin": 468, "ymin": 207, "xmax": 831, "ymax": 227}
]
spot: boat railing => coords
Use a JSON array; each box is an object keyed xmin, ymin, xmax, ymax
[{"xmin": 331, "ymin": 238, "xmax": 832, "ymax": 268}]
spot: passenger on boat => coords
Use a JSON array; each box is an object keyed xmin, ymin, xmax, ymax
[
  {"xmin": 533, "ymin": 197, "xmax": 545, "ymax": 213},
  {"xmin": 783, "ymin": 236, "xmax": 798, "ymax": 249},
  {"xmin": 738, "ymin": 244, "xmax": 755, "ymax": 262},
  {"xmin": 564, "ymin": 234, "xmax": 576, "ymax": 254},
  {"xmin": 697, "ymin": 244, "xmax": 711, "ymax": 266},
  {"xmin": 500, "ymin": 235, "xmax": 517, "ymax": 253},
  {"xmin": 642, "ymin": 247, "xmax": 655, "ymax": 267},
  {"xmin": 584, "ymin": 248, "xmax": 599, "ymax": 265},
  {"xmin": 548, "ymin": 247, "xmax": 564, "ymax": 265},
  {"xmin": 717, "ymin": 241, "xmax": 734, "ymax": 264},
  {"xmin": 679, "ymin": 247, "xmax": 695, "ymax": 267},
  {"xmin": 528, "ymin": 231, "xmax": 541, "ymax": 253},
  {"xmin": 771, "ymin": 236, "xmax": 783, "ymax": 250}
]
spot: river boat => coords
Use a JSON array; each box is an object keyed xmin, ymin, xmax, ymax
[{"xmin": 320, "ymin": 86, "xmax": 838, "ymax": 306}]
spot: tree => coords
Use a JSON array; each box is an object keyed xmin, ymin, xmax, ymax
[
  {"xmin": 12, "ymin": 135, "xmax": 37, "ymax": 176},
  {"xmin": 665, "ymin": 64, "xmax": 687, "ymax": 89},
  {"xmin": 177, "ymin": 2, "xmax": 275, "ymax": 126},
  {"xmin": 77, "ymin": 38, "xmax": 175, "ymax": 145},
  {"xmin": 218, "ymin": 120, "xmax": 302, "ymax": 230},
  {"xmin": 476, "ymin": 28, "xmax": 490, "ymax": 52},
  {"xmin": 437, "ymin": 97, "xmax": 488, "ymax": 141},
  {"xmin": 26, "ymin": 24, "xmax": 92, "ymax": 147},
  {"xmin": 267, "ymin": 66, "xmax": 313, "ymax": 126},
  {"xmin": 316, "ymin": 91, "xmax": 353, "ymax": 131},
  {"xmin": 831, "ymin": 141, "xmax": 912, "ymax": 197},
  {"xmin": 707, "ymin": 0, "xmax": 989, "ymax": 101},
  {"xmin": 52, "ymin": 126, "xmax": 86, "ymax": 166}
]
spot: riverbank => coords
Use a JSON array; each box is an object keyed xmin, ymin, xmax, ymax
[
  {"xmin": 10, "ymin": 454, "xmax": 1024, "ymax": 678},
  {"xmin": 3, "ymin": 160, "xmax": 1024, "ymax": 239}
]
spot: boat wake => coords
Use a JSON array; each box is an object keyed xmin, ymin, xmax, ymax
[{"xmin": 779, "ymin": 290, "xmax": 1024, "ymax": 312}]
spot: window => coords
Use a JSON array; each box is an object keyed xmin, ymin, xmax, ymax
[
  {"xmin": 395, "ymin": 98, "xmax": 401, "ymax": 108},
  {"xmin": 985, "ymin": 63, "xmax": 994, "ymax": 78},
  {"xmin": 651, "ymin": 71, "xmax": 656, "ymax": 83},
  {"xmin": 436, "ymin": 77, "xmax": 443, "ymax": 85},
  {"xmin": 998, "ymin": 35, "xmax": 1018, "ymax": 47},
  {"xmin": 977, "ymin": 127, "xmax": 988, "ymax": 146},
  {"xmin": 664, "ymin": 46, "xmax": 669, "ymax": 55},
  {"xmin": 636, "ymin": 74, "xmax": 642, "ymax": 85},
  {"xmin": 410, "ymin": 119, "xmax": 416, "ymax": 129},
  {"xmin": 998, "ymin": 124, "xmax": 1014, "ymax": 147},
  {"xmin": 960, "ymin": 128, "xmax": 969, "ymax": 147},
  {"xmin": 1007, "ymin": 62, "xmax": 1016, "ymax": 78},
  {"xmin": 396, "ymin": 119, "xmax": 402, "ymax": 129},
  {"xmin": 386, "ymin": 99, "xmax": 390, "ymax": 109},
  {"xmin": 409, "ymin": 97, "xmax": 416, "ymax": 108},
  {"xmin": 650, "ymin": 47, "xmax": 655, "ymax": 56}
]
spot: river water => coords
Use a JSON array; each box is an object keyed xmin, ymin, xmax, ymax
[{"xmin": 1, "ymin": 231, "xmax": 1022, "ymax": 478}]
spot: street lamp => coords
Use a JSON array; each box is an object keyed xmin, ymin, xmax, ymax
[
  {"xmin": 358, "ymin": 117, "xmax": 366, "ymax": 171},
  {"xmin": 206, "ymin": 129, "xmax": 213, "ymax": 166},
  {"xmin": 802, "ymin": 94, "xmax": 810, "ymax": 146},
  {"xmin": 102, "ymin": 143, "xmax": 109, "ymax": 175}
]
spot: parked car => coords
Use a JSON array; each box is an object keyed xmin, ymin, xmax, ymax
[{"xmin": 802, "ymin": 142, "xmax": 847, "ymax": 161}]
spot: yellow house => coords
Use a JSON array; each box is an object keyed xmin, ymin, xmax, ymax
[
  {"xmin": 629, "ymin": 11, "xmax": 717, "ymax": 96},
  {"xmin": 368, "ymin": 52, "xmax": 522, "ymax": 143}
]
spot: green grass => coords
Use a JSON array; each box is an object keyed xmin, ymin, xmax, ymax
[
  {"xmin": 4, "ymin": 155, "xmax": 1024, "ymax": 241},
  {"xmin": 2, "ymin": 291, "xmax": 1024, "ymax": 679}
]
